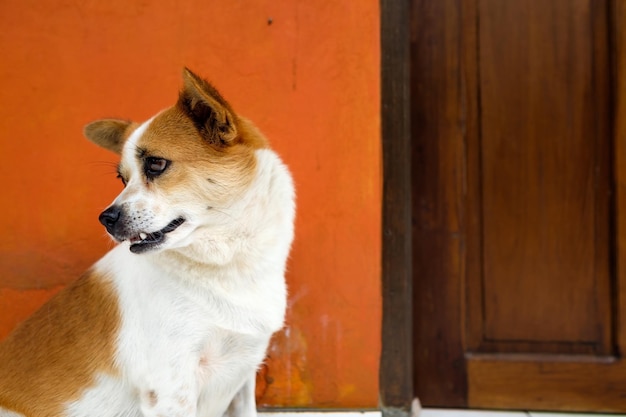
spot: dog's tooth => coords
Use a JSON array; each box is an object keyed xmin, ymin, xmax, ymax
[{"xmin": 139, "ymin": 233, "xmax": 147, "ymax": 240}]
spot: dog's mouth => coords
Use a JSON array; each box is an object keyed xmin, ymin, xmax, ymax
[{"xmin": 128, "ymin": 217, "xmax": 186, "ymax": 254}]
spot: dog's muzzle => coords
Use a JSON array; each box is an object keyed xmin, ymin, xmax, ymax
[{"xmin": 99, "ymin": 206, "xmax": 185, "ymax": 254}]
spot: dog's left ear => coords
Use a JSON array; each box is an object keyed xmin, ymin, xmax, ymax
[
  {"xmin": 83, "ymin": 119, "xmax": 133, "ymax": 154},
  {"xmin": 178, "ymin": 68, "xmax": 238, "ymax": 146}
]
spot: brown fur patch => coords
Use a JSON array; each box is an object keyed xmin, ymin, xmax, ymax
[
  {"xmin": 0, "ymin": 270, "xmax": 121, "ymax": 416},
  {"xmin": 133, "ymin": 105, "xmax": 266, "ymax": 206}
]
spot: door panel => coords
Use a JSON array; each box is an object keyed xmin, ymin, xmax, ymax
[
  {"xmin": 472, "ymin": 0, "xmax": 612, "ymax": 353},
  {"xmin": 468, "ymin": 358, "xmax": 626, "ymax": 411},
  {"xmin": 412, "ymin": 0, "xmax": 626, "ymax": 411}
]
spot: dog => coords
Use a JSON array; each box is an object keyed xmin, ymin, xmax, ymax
[{"xmin": 0, "ymin": 68, "xmax": 295, "ymax": 417}]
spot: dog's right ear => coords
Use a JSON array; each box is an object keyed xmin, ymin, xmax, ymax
[
  {"xmin": 83, "ymin": 119, "xmax": 133, "ymax": 154},
  {"xmin": 178, "ymin": 68, "xmax": 238, "ymax": 147}
]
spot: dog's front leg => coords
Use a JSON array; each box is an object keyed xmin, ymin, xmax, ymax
[{"xmin": 223, "ymin": 373, "xmax": 257, "ymax": 417}]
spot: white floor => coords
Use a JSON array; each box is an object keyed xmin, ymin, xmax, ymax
[
  {"xmin": 261, "ymin": 410, "xmax": 626, "ymax": 417},
  {"xmin": 421, "ymin": 411, "xmax": 626, "ymax": 417}
]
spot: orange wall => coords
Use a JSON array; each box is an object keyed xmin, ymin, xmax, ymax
[{"xmin": 0, "ymin": 0, "xmax": 381, "ymax": 408}]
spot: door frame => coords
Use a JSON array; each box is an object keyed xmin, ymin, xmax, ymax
[{"xmin": 380, "ymin": 0, "xmax": 413, "ymax": 416}]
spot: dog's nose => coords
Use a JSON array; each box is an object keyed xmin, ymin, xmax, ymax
[{"xmin": 99, "ymin": 206, "xmax": 121, "ymax": 231}]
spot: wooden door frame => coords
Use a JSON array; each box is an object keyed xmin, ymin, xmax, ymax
[
  {"xmin": 379, "ymin": 0, "xmax": 470, "ymax": 412},
  {"xmin": 380, "ymin": 0, "xmax": 413, "ymax": 416}
]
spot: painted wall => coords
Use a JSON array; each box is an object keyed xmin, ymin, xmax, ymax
[{"xmin": 0, "ymin": 0, "xmax": 381, "ymax": 409}]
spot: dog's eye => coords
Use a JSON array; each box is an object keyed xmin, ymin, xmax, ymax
[{"xmin": 144, "ymin": 157, "xmax": 170, "ymax": 179}]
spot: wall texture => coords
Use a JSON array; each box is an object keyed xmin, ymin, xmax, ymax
[{"xmin": 0, "ymin": 0, "xmax": 381, "ymax": 408}]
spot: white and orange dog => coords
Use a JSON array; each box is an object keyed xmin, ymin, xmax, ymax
[{"xmin": 0, "ymin": 69, "xmax": 295, "ymax": 417}]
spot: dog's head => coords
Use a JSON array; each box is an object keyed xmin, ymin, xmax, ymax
[{"xmin": 84, "ymin": 68, "xmax": 267, "ymax": 254}]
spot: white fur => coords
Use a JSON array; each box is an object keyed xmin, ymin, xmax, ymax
[
  {"xmin": 67, "ymin": 145, "xmax": 294, "ymax": 416},
  {"xmin": 0, "ymin": 409, "xmax": 24, "ymax": 417}
]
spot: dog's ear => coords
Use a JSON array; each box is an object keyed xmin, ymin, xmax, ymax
[
  {"xmin": 83, "ymin": 119, "xmax": 133, "ymax": 154},
  {"xmin": 178, "ymin": 68, "xmax": 238, "ymax": 146}
]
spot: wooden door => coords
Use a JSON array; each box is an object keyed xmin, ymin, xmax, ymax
[{"xmin": 412, "ymin": 0, "xmax": 626, "ymax": 411}]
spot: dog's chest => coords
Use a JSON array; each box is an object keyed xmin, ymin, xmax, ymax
[
  {"xmin": 114, "ymin": 264, "xmax": 272, "ymax": 373},
  {"xmin": 105, "ymin": 252, "xmax": 276, "ymax": 397}
]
